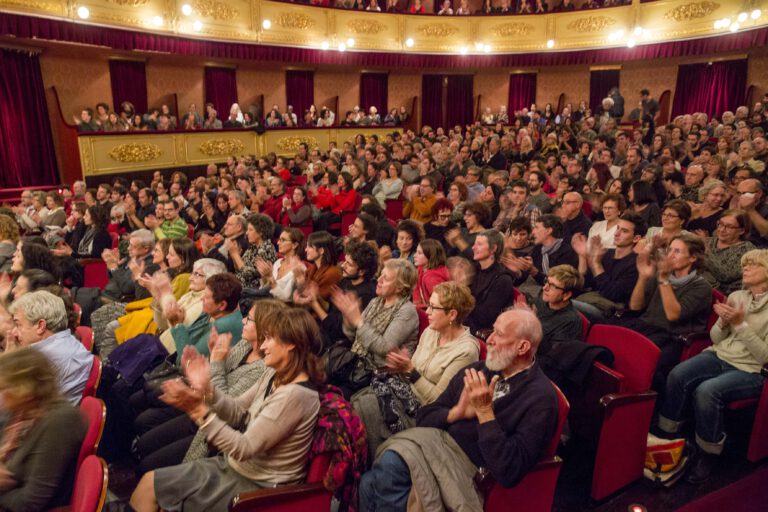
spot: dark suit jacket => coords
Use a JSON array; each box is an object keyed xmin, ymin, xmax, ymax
[{"xmin": 519, "ymin": 241, "xmax": 579, "ymax": 286}]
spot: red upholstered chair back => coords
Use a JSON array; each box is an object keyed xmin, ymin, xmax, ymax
[
  {"xmin": 385, "ymin": 199, "xmax": 404, "ymax": 222},
  {"xmin": 416, "ymin": 308, "xmax": 429, "ymax": 338},
  {"xmin": 586, "ymin": 324, "xmax": 660, "ymax": 393},
  {"xmin": 707, "ymin": 289, "xmax": 726, "ymax": 331},
  {"xmin": 187, "ymin": 223, "xmax": 195, "ymax": 240},
  {"xmin": 109, "ymin": 232, "xmax": 119, "ymax": 249},
  {"xmin": 70, "ymin": 455, "xmax": 108, "ymax": 512},
  {"xmin": 81, "ymin": 356, "xmax": 102, "ymax": 400},
  {"xmin": 76, "ymin": 326, "xmax": 94, "ymax": 352},
  {"xmin": 577, "ymin": 311, "xmax": 590, "ymax": 340},
  {"xmin": 546, "ymin": 382, "xmax": 570, "ymax": 458},
  {"xmin": 82, "ymin": 260, "xmax": 109, "ymax": 290},
  {"xmin": 77, "ymin": 397, "xmax": 106, "ymax": 470},
  {"xmin": 73, "ymin": 302, "xmax": 82, "ymax": 327},
  {"xmin": 476, "ymin": 337, "xmax": 487, "ymax": 361},
  {"xmin": 306, "ymin": 453, "xmax": 332, "ymax": 484}
]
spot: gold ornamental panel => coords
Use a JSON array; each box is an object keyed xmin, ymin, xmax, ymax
[
  {"xmin": 192, "ymin": 0, "xmax": 239, "ymax": 20},
  {"xmin": 492, "ymin": 22, "xmax": 534, "ymax": 37},
  {"xmin": 416, "ymin": 22, "xmax": 460, "ymax": 38},
  {"xmin": 108, "ymin": 143, "xmax": 162, "ymax": 162},
  {"xmin": 664, "ymin": 1, "xmax": 720, "ymax": 22},
  {"xmin": 198, "ymin": 138, "xmax": 246, "ymax": 156},
  {"xmin": 275, "ymin": 135, "xmax": 320, "ymax": 153},
  {"xmin": 105, "ymin": 0, "xmax": 150, "ymax": 6},
  {"xmin": 346, "ymin": 18, "xmax": 387, "ymax": 35},
  {"xmin": 276, "ymin": 11, "xmax": 315, "ymax": 30},
  {"xmin": 566, "ymin": 15, "xmax": 616, "ymax": 33}
]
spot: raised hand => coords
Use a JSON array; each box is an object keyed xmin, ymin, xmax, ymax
[
  {"xmin": 464, "ymin": 368, "xmax": 499, "ymax": 416},
  {"xmin": 571, "ymin": 233, "xmax": 588, "ymax": 257},
  {"xmin": 635, "ymin": 246, "xmax": 657, "ymax": 280},
  {"xmin": 160, "ymin": 378, "xmax": 204, "ymax": 414},
  {"xmin": 330, "ymin": 288, "xmax": 363, "ymax": 328},
  {"xmin": 385, "ymin": 348, "xmax": 413, "ymax": 374}
]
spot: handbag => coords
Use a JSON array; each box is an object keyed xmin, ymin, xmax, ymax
[
  {"xmin": 325, "ymin": 341, "xmax": 372, "ymax": 392},
  {"xmin": 143, "ymin": 354, "xmax": 181, "ymax": 394}
]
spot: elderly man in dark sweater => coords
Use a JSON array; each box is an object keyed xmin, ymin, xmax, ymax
[{"xmin": 359, "ymin": 308, "xmax": 559, "ymax": 510}]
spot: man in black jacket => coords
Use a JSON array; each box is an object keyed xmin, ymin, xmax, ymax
[
  {"xmin": 511, "ymin": 214, "xmax": 578, "ymax": 287},
  {"xmin": 360, "ymin": 308, "xmax": 559, "ymax": 510}
]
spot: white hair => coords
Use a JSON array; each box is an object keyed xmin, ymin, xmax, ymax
[
  {"xmin": 194, "ymin": 258, "xmax": 226, "ymax": 278},
  {"xmin": 9, "ymin": 290, "xmax": 68, "ymax": 333}
]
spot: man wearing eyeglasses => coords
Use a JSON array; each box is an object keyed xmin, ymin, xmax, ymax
[{"xmin": 523, "ymin": 265, "xmax": 585, "ymax": 352}]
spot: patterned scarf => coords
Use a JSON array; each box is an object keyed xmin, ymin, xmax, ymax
[
  {"xmin": 350, "ymin": 296, "xmax": 409, "ymax": 360},
  {"xmin": 540, "ymin": 238, "xmax": 564, "ymax": 275}
]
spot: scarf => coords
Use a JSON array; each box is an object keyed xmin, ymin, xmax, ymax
[
  {"xmin": 668, "ymin": 270, "xmax": 698, "ymax": 289},
  {"xmin": 350, "ymin": 296, "xmax": 408, "ymax": 361},
  {"xmin": 0, "ymin": 411, "xmax": 38, "ymax": 464},
  {"xmin": 541, "ymin": 238, "xmax": 564, "ymax": 275},
  {"xmin": 77, "ymin": 226, "xmax": 96, "ymax": 256}
]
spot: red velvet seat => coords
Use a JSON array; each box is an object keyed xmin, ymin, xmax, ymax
[
  {"xmin": 73, "ymin": 302, "xmax": 82, "ymax": 328},
  {"xmin": 385, "ymin": 199, "xmax": 404, "ymax": 222},
  {"xmin": 81, "ymin": 259, "xmax": 109, "ymax": 290},
  {"xmin": 484, "ymin": 382, "xmax": 569, "ymax": 512},
  {"xmin": 476, "ymin": 337, "xmax": 487, "ymax": 361},
  {"xmin": 81, "ymin": 356, "xmax": 102, "ymax": 401},
  {"xmin": 77, "ymin": 397, "xmax": 106, "ymax": 471},
  {"xmin": 416, "ymin": 307, "xmax": 429, "ymax": 337},
  {"xmin": 187, "ymin": 223, "xmax": 195, "ymax": 240},
  {"xmin": 679, "ymin": 289, "xmax": 725, "ymax": 362},
  {"xmin": 229, "ymin": 453, "xmax": 333, "ymax": 512},
  {"xmin": 75, "ymin": 326, "xmax": 93, "ymax": 352},
  {"xmin": 109, "ymin": 232, "xmax": 119, "ymax": 249},
  {"xmin": 64, "ymin": 455, "xmax": 108, "ymax": 512},
  {"xmin": 580, "ymin": 324, "xmax": 660, "ymax": 501}
]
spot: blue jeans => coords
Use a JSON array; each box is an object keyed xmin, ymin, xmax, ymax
[
  {"xmin": 659, "ymin": 350, "xmax": 764, "ymax": 454},
  {"xmin": 359, "ymin": 450, "xmax": 411, "ymax": 512}
]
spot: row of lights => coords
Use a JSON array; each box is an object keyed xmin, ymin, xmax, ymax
[
  {"xmin": 606, "ymin": 26, "xmax": 650, "ymax": 48},
  {"xmin": 714, "ymin": 9, "xmax": 762, "ymax": 32}
]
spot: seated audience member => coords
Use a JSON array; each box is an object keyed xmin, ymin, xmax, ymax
[
  {"xmin": 703, "ymin": 209, "xmax": 755, "ymax": 294},
  {"xmin": 7, "ymin": 290, "xmax": 92, "ymax": 404},
  {"xmin": 735, "ymin": 178, "xmax": 768, "ymax": 248},
  {"xmin": 423, "ymin": 198, "xmax": 458, "ymax": 251},
  {"xmin": 214, "ymin": 214, "xmax": 251, "ymax": 272},
  {"xmin": 629, "ymin": 180, "xmax": 662, "ymax": 228},
  {"xmin": 252, "ymin": 228, "xmax": 304, "ymax": 303},
  {"xmin": 571, "ymin": 211, "xmax": 646, "ymax": 321},
  {"xmin": 624, "ymin": 234, "xmax": 712, "ymax": 389},
  {"xmin": 57, "ymin": 205, "xmax": 112, "ymax": 259},
  {"xmin": 657, "ymin": 249, "xmax": 768, "ymax": 483},
  {"xmin": 372, "ymin": 161, "xmax": 405, "ymax": 208},
  {"xmin": 460, "ymin": 229, "xmax": 516, "ymax": 336},
  {"xmin": 0, "ymin": 215, "xmax": 19, "ymax": 273},
  {"xmin": 412, "ymin": 239, "xmax": 450, "ymax": 309},
  {"xmin": 330, "ymin": 259, "xmax": 419, "ymax": 397},
  {"xmin": 360, "ymin": 308, "xmax": 558, "ymax": 510},
  {"xmin": 448, "ymin": 181, "xmax": 469, "ymax": 221},
  {"xmin": 403, "ymin": 176, "xmax": 437, "ymax": 224},
  {"xmin": 145, "ymin": 199, "xmax": 189, "ymax": 240},
  {"xmin": 129, "ymin": 308, "xmax": 324, "ymax": 511},
  {"xmin": 393, "ymin": 219, "xmax": 422, "ymax": 264},
  {"xmin": 353, "ymin": 282, "xmax": 478, "ymax": 455},
  {"xmin": 509, "ymin": 214, "xmax": 579, "ymax": 287},
  {"xmin": 493, "ymin": 180, "xmax": 541, "ymax": 234},
  {"xmin": 231, "ymin": 214, "xmax": 278, "ymax": 290},
  {"xmin": 299, "ymin": 231, "xmax": 342, "ymax": 300},
  {"xmin": 297, "ymin": 241, "xmax": 378, "ymax": 347},
  {"xmin": 645, "ymin": 199, "xmax": 692, "ymax": 247},
  {"xmin": 445, "ymin": 201, "xmax": 493, "ymax": 258},
  {"xmin": 360, "ymin": 202, "xmax": 396, "ymax": 253},
  {"xmin": 559, "ymin": 191, "xmax": 593, "ymax": 244},
  {"xmin": 197, "ymin": 192, "xmax": 228, "ymax": 233},
  {"xmin": 136, "ymin": 299, "xmax": 286, "ymax": 474},
  {"xmin": 315, "ymin": 172, "xmax": 358, "ymax": 232},
  {"xmin": 278, "ymin": 187, "xmax": 312, "ymax": 227},
  {"xmin": 687, "ymin": 180, "xmax": 727, "ymax": 236},
  {"xmin": 587, "ymin": 193, "xmax": 625, "ymax": 249},
  {"xmin": 503, "ymin": 216, "xmax": 535, "ymax": 258},
  {"xmin": 0, "ymin": 348, "xmax": 87, "ymax": 510}
]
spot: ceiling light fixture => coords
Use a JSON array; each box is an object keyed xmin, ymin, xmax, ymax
[
  {"xmin": 730, "ymin": 22, "xmax": 740, "ymax": 32},
  {"xmin": 321, "ymin": 41, "xmax": 329, "ymax": 50},
  {"xmin": 262, "ymin": 19, "xmax": 271, "ymax": 30},
  {"xmin": 627, "ymin": 38, "xmax": 636, "ymax": 48},
  {"xmin": 181, "ymin": 4, "xmax": 192, "ymax": 16},
  {"xmin": 338, "ymin": 43, "xmax": 346, "ymax": 52},
  {"xmin": 459, "ymin": 46, "xmax": 468, "ymax": 55},
  {"xmin": 752, "ymin": 9, "xmax": 762, "ymax": 19},
  {"xmin": 192, "ymin": 20, "xmax": 203, "ymax": 31},
  {"xmin": 738, "ymin": 11, "xmax": 748, "ymax": 22},
  {"xmin": 483, "ymin": 44, "xmax": 491, "ymax": 53},
  {"xmin": 152, "ymin": 15, "xmax": 163, "ymax": 27},
  {"xmin": 77, "ymin": 6, "xmax": 90, "ymax": 19},
  {"xmin": 546, "ymin": 39, "xmax": 555, "ymax": 48},
  {"xmin": 405, "ymin": 38, "xmax": 414, "ymax": 48},
  {"xmin": 346, "ymin": 38, "xmax": 355, "ymax": 47}
]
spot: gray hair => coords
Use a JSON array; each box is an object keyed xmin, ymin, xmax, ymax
[
  {"xmin": 698, "ymin": 180, "xmax": 727, "ymax": 202},
  {"xmin": 505, "ymin": 307, "xmax": 543, "ymax": 355},
  {"xmin": 130, "ymin": 229, "xmax": 155, "ymax": 249},
  {"xmin": 230, "ymin": 214, "xmax": 248, "ymax": 232},
  {"xmin": 8, "ymin": 290, "xmax": 68, "ymax": 333},
  {"xmin": 193, "ymin": 258, "xmax": 227, "ymax": 278},
  {"xmin": 230, "ymin": 190, "xmax": 246, "ymax": 203},
  {"xmin": 382, "ymin": 258, "xmax": 417, "ymax": 297}
]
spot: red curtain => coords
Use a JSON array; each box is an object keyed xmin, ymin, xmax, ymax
[
  {"xmin": 446, "ymin": 75, "xmax": 474, "ymax": 129},
  {"xmin": 508, "ymin": 73, "xmax": 536, "ymax": 112},
  {"xmin": 421, "ymin": 74, "xmax": 443, "ymax": 129},
  {"xmin": 359, "ymin": 72, "xmax": 388, "ymax": 115},
  {"xmin": 670, "ymin": 59, "xmax": 748, "ymax": 118},
  {"xmin": 286, "ymin": 70, "xmax": 314, "ymax": 120},
  {"xmin": 204, "ymin": 66, "xmax": 237, "ymax": 121},
  {"xmin": 109, "ymin": 59, "xmax": 148, "ymax": 114},
  {"xmin": 589, "ymin": 69, "xmax": 619, "ymax": 113},
  {"xmin": 3, "ymin": 13, "xmax": 767, "ymax": 69},
  {"xmin": 0, "ymin": 48, "xmax": 58, "ymax": 187}
]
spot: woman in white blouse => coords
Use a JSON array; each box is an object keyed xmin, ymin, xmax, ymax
[
  {"xmin": 588, "ymin": 193, "xmax": 625, "ymax": 249},
  {"xmin": 373, "ymin": 161, "xmax": 405, "ymax": 208},
  {"xmin": 254, "ymin": 228, "xmax": 304, "ymax": 302}
]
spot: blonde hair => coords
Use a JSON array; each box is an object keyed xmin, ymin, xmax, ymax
[
  {"xmin": 548, "ymin": 264, "xmax": 584, "ymax": 293},
  {"xmin": 383, "ymin": 258, "xmax": 417, "ymax": 297},
  {"xmin": 741, "ymin": 249, "xmax": 768, "ymax": 273},
  {"xmin": 0, "ymin": 348, "xmax": 60, "ymax": 413},
  {"xmin": 0, "ymin": 214, "xmax": 20, "ymax": 243},
  {"xmin": 433, "ymin": 282, "xmax": 476, "ymax": 324}
]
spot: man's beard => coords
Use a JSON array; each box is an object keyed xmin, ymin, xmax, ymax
[{"xmin": 486, "ymin": 344, "xmax": 516, "ymax": 372}]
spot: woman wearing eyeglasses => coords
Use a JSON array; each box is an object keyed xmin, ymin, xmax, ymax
[
  {"xmin": 352, "ymin": 282, "xmax": 478, "ymax": 456},
  {"xmin": 687, "ymin": 180, "xmax": 727, "ymax": 237},
  {"xmin": 644, "ymin": 199, "xmax": 692, "ymax": 248},
  {"xmin": 703, "ymin": 209, "xmax": 755, "ymax": 294},
  {"xmin": 424, "ymin": 199, "xmax": 458, "ymax": 252}
]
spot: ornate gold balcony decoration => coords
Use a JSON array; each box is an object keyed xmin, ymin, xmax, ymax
[
  {"xmin": 276, "ymin": 135, "xmax": 319, "ymax": 153},
  {"xmin": 1, "ymin": 0, "xmax": 60, "ymax": 13},
  {"xmin": 346, "ymin": 18, "xmax": 387, "ymax": 35},
  {"xmin": 664, "ymin": 1, "xmax": 720, "ymax": 22},
  {"xmin": 492, "ymin": 22, "xmax": 534, "ymax": 37},
  {"xmin": 416, "ymin": 23, "xmax": 459, "ymax": 38},
  {"xmin": 276, "ymin": 12, "xmax": 315, "ymax": 30},
  {"xmin": 566, "ymin": 15, "xmax": 616, "ymax": 33},
  {"xmin": 199, "ymin": 139, "xmax": 246, "ymax": 156},
  {"xmin": 192, "ymin": 0, "xmax": 239, "ymax": 21},
  {"xmin": 108, "ymin": 143, "xmax": 162, "ymax": 163},
  {"xmin": 106, "ymin": 0, "xmax": 150, "ymax": 6}
]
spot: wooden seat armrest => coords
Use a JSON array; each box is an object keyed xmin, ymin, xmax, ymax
[
  {"xmin": 677, "ymin": 331, "xmax": 711, "ymax": 346},
  {"xmin": 230, "ymin": 483, "xmax": 327, "ymax": 511},
  {"xmin": 599, "ymin": 390, "xmax": 658, "ymax": 409}
]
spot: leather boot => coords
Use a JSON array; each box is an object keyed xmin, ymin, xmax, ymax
[{"xmin": 686, "ymin": 449, "xmax": 718, "ymax": 484}]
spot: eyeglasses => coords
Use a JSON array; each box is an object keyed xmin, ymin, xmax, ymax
[
  {"xmin": 543, "ymin": 279, "xmax": 566, "ymax": 291},
  {"xmin": 661, "ymin": 212, "xmax": 680, "ymax": 219},
  {"xmin": 717, "ymin": 221, "xmax": 742, "ymax": 230},
  {"xmin": 192, "ymin": 271, "xmax": 207, "ymax": 278},
  {"xmin": 244, "ymin": 316, "xmax": 256, "ymax": 325},
  {"xmin": 426, "ymin": 304, "xmax": 449, "ymax": 312},
  {"xmin": 437, "ymin": 214, "xmax": 451, "ymax": 219}
]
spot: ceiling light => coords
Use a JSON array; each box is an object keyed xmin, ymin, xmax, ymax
[
  {"xmin": 321, "ymin": 41, "xmax": 329, "ymax": 50},
  {"xmin": 459, "ymin": 46, "xmax": 468, "ymax": 55},
  {"xmin": 338, "ymin": 43, "xmax": 346, "ymax": 52},
  {"xmin": 262, "ymin": 19, "xmax": 271, "ymax": 30},
  {"xmin": 714, "ymin": 19, "xmax": 723, "ymax": 29},
  {"xmin": 627, "ymin": 38, "xmax": 636, "ymax": 48},
  {"xmin": 405, "ymin": 38, "xmax": 414, "ymax": 48},
  {"xmin": 346, "ymin": 38, "xmax": 355, "ymax": 47},
  {"xmin": 192, "ymin": 20, "xmax": 202, "ymax": 31},
  {"xmin": 181, "ymin": 3, "xmax": 192, "ymax": 16},
  {"xmin": 483, "ymin": 44, "xmax": 491, "ymax": 53},
  {"xmin": 722, "ymin": 17, "xmax": 732, "ymax": 28},
  {"xmin": 77, "ymin": 6, "xmax": 89, "ymax": 19},
  {"xmin": 752, "ymin": 9, "xmax": 762, "ymax": 19},
  {"xmin": 634, "ymin": 26, "xmax": 643, "ymax": 36},
  {"xmin": 151, "ymin": 15, "xmax": 163, "ymax": 27},
  {"xmin": 737, "ymin": 12, "xmax": 748, "ymax": 23},
  {"xmin": 730, "ymin": 22, "xmax": 740, "ymax": 32},
  {"xmin": 475, "ymin": 41, "xmax": 483, "ymax": 50},
  {"xmin": 546, "ymin": 39, "xmax": 555, "ymax": 48}
]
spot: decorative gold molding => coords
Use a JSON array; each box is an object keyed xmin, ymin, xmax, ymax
[
  {"xmin": 664, "ymin": 1, "xmax": 720, "ymax": 22},
  {"xmin": 105, "ymin": 0, "xmax": 150, "ymax": 6},
  {"xmin": 276, "ymin": 12, "xmax": 315, "ymax": 30},
  {"xmin": 416, "ymin": 23, "xmax": 460, "ymax": 38},
  {"xmin": 192, "ymin": 0, "xmax": 239, "ymax": 21},
  {"xmin": 566, "ymin": 15, "xmax": 616, "ymax": 33},
  {"xmin": 0, "ymin": 0, "xmax": 60, "ymax": 13},
  {"xmin": 492, "ymin": 22, "xmax": 534, "ymax": 37},
  {"xmin": 108, "ymin": 143, "xmax": 162, "ymax": 163},
  {"xmin": 276, "ymin": 135, "xmax": 319, "ymax": 152},
  {"xmin": 346, "ymin": 18, "xmax": 387, "ymax": 35},
  {"xmin": 199, "ymin": 139, "xmax": 246, "ymax": 156}
]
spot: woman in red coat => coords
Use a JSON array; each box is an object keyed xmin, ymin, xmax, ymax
[
  {"xmin": 315, "ymin": 172, "xmax": 358, "ymax": 232},
  {"xmin": 412, "ymin": 239, "xmax": 450, "ymax": 309}
]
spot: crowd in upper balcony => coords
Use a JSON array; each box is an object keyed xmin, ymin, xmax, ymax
[{"xmin": 282, "ymin": 0, "xmax": 631, "ymax": 14}]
